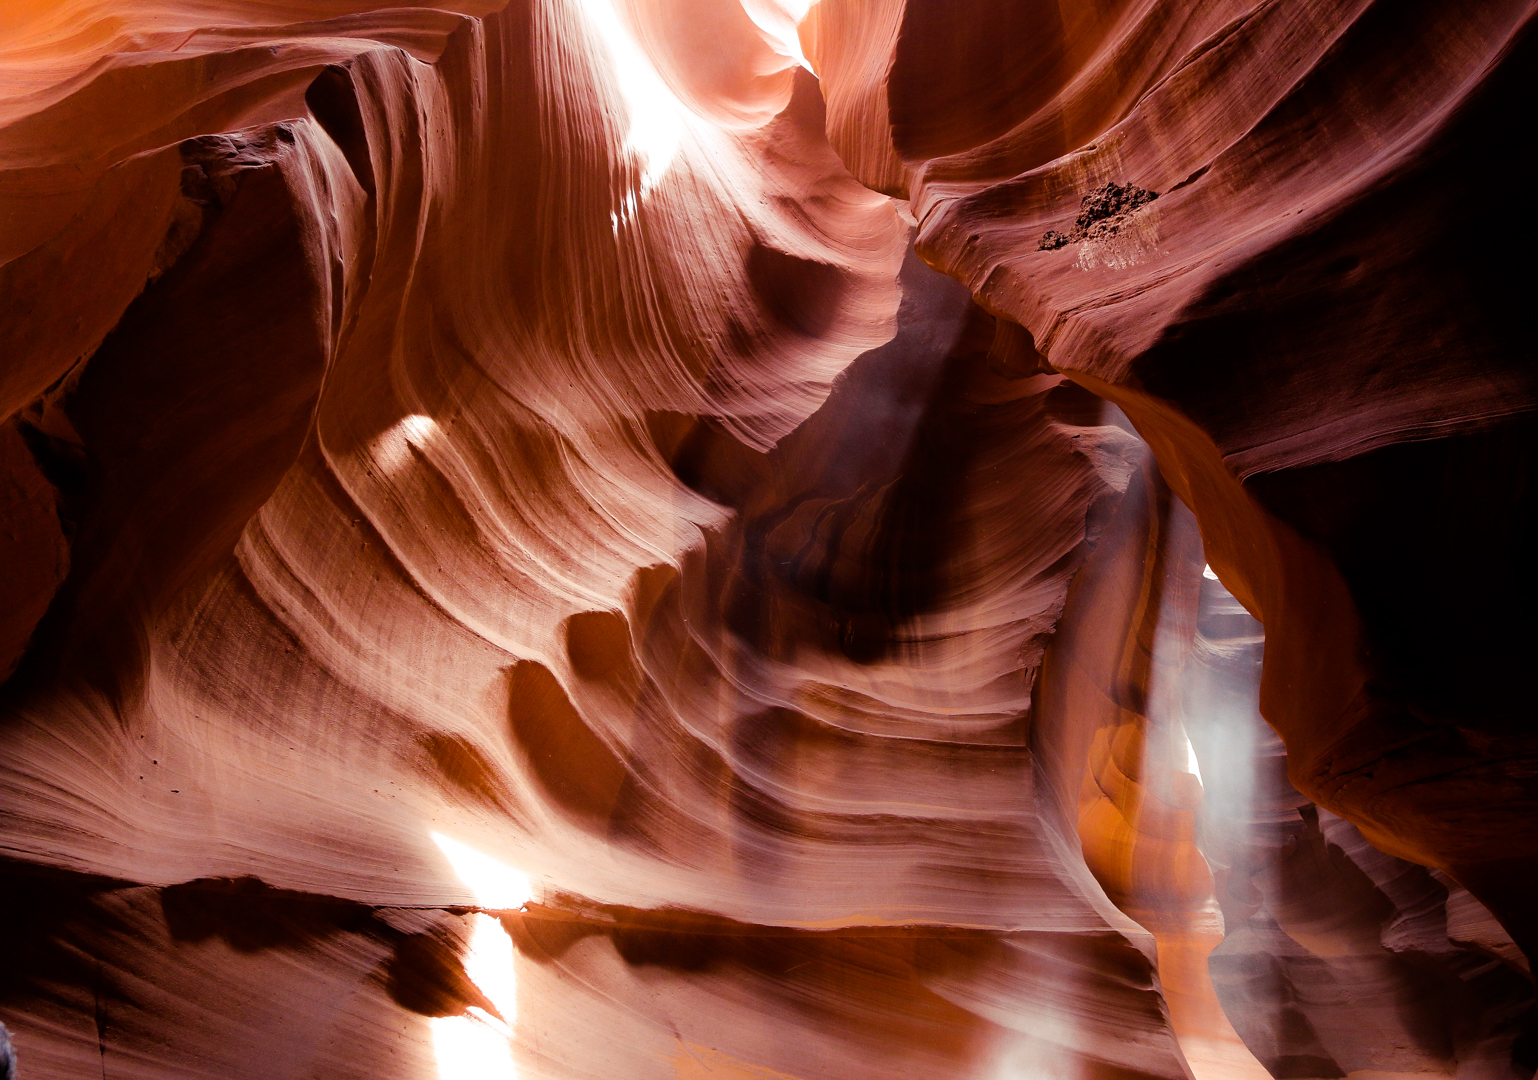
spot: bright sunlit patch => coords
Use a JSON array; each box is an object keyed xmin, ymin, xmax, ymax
[
  {"xmin": 429, "ymin": 835, "xmax": 532, "ymax": 1080},
  {"xmin": 402, "ymin": 413, "xmax": 436, "ymax": 441},
  {"xmin": 1201, "ymin": 564, "xmax": 1218, "ymax": 581},
  {"xmin": 573, "ymin": 0, "xmax": 684, "ymax": 200},
  {"xmin": 431, "ymin": 832, "xmax": 534, "ymax": 910},
  {"xmin": 431, "ymin": 992, "xmax": 514, "ymax": 1078},
  {"xmin": 741, "ymin": 0, "xmax": 816, "ymax": 74},
  {"xmin": 1179, "ymin": 724, "xmax": 1203, "ymax": 786},
  {"xmin": 988, "ymin": 1016, "xmax": 1083, "ymax": 1080},
  {"xmin": 429, "ymin": 914, "xmax": 518, "ymax": 1078},
  {"xmin": 374, "ymin": 413, "xmax": 438, "ymax": 472}
]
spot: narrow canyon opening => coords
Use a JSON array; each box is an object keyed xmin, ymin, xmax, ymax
[{"xmin": 0, "ymin": 1, "xmax": 1533, "ymax": 1078}]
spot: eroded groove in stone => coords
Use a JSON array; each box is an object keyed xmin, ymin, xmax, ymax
[{"xmin": 0, "ymin": 1, "xmax": 1531, "ymax": 1077}]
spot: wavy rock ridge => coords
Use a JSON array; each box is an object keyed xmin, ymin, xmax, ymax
[{"xmin": 0, "ymin": 1, "xmax": 1532, "ymax": 1078}]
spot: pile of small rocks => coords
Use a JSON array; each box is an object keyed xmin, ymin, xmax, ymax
[{"xmin": 1039, "ymin": 181, "xmax": 1159, "ymax": 250}]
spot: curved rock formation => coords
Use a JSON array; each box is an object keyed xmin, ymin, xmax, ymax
[
  {"xmin": 808, "ymin": 0, "xmax": 1538, "ymax": 983},
  {"xmin": 1, "ymin": 1, "xmax": 1532, "ymax": 1077}
]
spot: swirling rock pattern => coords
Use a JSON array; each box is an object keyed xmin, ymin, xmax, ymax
[
  {"xmin": 808, "ymin": 0, "xmax": 1538, "ymax": 1015},
  {"xmin": 0, "ymin": 1, "xmax": 1531, "ymax": 1078}
]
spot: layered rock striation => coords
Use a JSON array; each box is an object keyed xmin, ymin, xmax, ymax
[
  {"xmin": 808, "ymin": 0, "xmax": 1538, "ymax": 990},
  {"xmin": 0, "ymin": 1, "xmax": 1532, "ymax": 1077}
]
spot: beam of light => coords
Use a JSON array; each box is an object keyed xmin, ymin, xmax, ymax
[
  {"xmin": 429, "ymin": 833, "xmax": 533, "ymax": 1080},
  {"xmin": 987, "ymin": 1012, "xmax": 1083, "ymax": 1080},
  {"xmin": 431, "ymin": 983, "xmax": 514, "ymax": 1080},
  {"xmin": 431, "ymin": 831, "xmax": 534, "ymax": 910},
  {"xmin": 1201, "ymin": 564, "xmax": 1218, "ymax": 580},
  {"xmin": 573, "ymin": 0, "xmax": 684, "ymax": 201}
]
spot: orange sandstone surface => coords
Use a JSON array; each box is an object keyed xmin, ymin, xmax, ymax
[{"xmin": 0, "ymin": 1, "xmax": 1532, "ymax": 1078}]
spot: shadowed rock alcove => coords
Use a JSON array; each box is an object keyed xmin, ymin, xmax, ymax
[{"xmin": 0, "ymin": 1, "xmax": 1532, "ymax": 1077}]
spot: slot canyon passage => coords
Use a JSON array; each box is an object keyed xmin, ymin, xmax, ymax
[{"xmin": 0, "ymin": 0, "xmax": 1534, "ymax": 1076}]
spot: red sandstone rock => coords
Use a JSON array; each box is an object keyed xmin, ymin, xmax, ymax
[
  {"xmin": 0, "ymin": 1, "xmax": 1531, "ymax": 1077},
  {"xmin": 811, "ymin": 0, "xmax": 1538, "ymax": 1006}
]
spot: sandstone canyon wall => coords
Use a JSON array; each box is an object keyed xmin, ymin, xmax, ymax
[{"xmin": 0, "ymin": 1, "xmax": 1532, "ymax": 1078}]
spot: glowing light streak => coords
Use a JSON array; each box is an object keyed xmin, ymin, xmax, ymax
[
  {"xmin": 432, "ymin": 832, "xmax": 533, "ymax": 910},
  {"xmin": 431, "ymin": 1002, "xmax": 514, "ymax": 1080},
  {"xmin": 428, "ymin": 833, "xmax": 533, "ymax": 1080},
  {"xmin": 1179, "ymin": 724, "xmax": 1203, "ymax": 786},
  {"xmin": 573, "ymin": 0, "xmax": 684, "ymax": 198}
]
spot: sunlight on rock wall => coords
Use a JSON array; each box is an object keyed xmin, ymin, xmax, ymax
[{"xmin": 0, "ymin": 0, "xmax": 1531, "ymax": 1077}]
